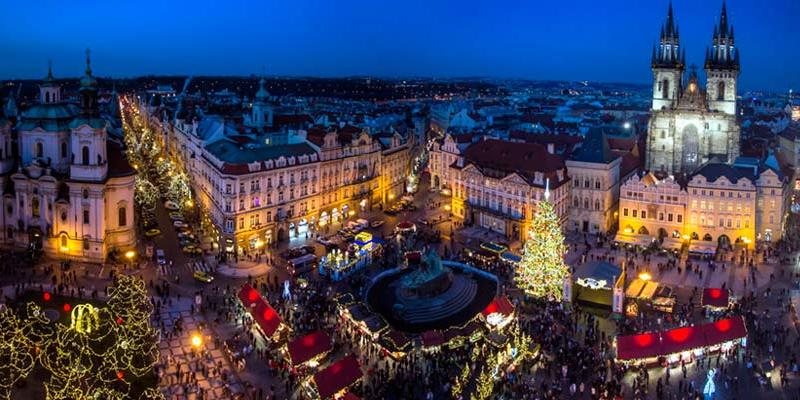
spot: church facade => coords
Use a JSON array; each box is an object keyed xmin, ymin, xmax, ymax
[
  {"xmin": 0, "ymin": 55, "xmax": 136, "ymax": 262},
  {"xmin": 646, "ymin": 2, "xmax": 741, "ymax": 175}
]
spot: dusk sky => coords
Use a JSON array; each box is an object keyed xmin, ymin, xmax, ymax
[{"xmin": 1, "ymin": 0, "xmax": 798, "ymax": 91}]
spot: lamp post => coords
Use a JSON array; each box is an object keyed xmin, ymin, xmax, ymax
[{"xmin": 124, "ymin": 250, "xmax": 136, "ymax": 269}]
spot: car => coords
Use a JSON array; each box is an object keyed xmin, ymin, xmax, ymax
[
  {"xmin": 169, "ymin": 212, "xmax": 184, "ymax": 221},
  {"xmin": 164, "ymin": 201, "xmax": 180, "ymax": 210},
  {"xmin": 316, "ymin": 236, "xmax": 335, "ymax": 246},
  {"xmin": 173, "ymin": 220, "xmax": 187, "ymax": 228},
  {"xmin": 193, "ymin": 270, "xmax": 214, "ymax": 283},
  {"xmin": 156, "ymin": 249, "xmax": 166, "ymax": 265},
  {"xmin": 370, "ymin": 220, "xmax": 385, "ymax": 228},
  {"xmin": 144, "ymin": 229, "xmax": 161, "ymax": 237}
]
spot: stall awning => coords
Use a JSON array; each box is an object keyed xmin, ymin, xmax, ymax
[
  {"xmin": 625, "ymin": 279, "xmax": 659, "ymax": 300},
  {"xmin": 287, "ymin": 330, "xmax": 332, "ymax": 365},
  {"xmin": 314, "ymin": 355, "xmax": 363, "ymax": 399},
  {"xmin": 482, "ymin": 296, "xmax": 514, "ymax": 317},
  {"xmin": 614, "ymin": 233, "xmax": 654, "ymax": 247},
  {"xmin": 616, "ymin": 332, "xmax": 662, "ymax": 360},
  {"xmin": 688, "ymin": 242, "xmax": 716, "ymax": 254},
  {"xmin": 253, "ymin": 300, "xmax": 281, "ymax": 337},
  {"xmin": 625, "ymin": 279, "xmax": 646, "ymax": 298},
  {"xmin": 660, "ymin": 326, "xmax": 706, "ymax": 355},
  {"xmin": 702, "ymin": 288, "xmax": 729, "ymax": 308},
  {"xmin": 238, "ymin": 284, "xmax": 282, "ymax": 337},
  {"xmin": 421, "ymin": 330, "xmax": 445, "ymax": 347},
  {"xmin": 500, "ymin": 252, "xmax": 522, "ymax": 264},
  {"xmin": 702, "ymin": 316, "xmax": 747, "ymax": 345}
]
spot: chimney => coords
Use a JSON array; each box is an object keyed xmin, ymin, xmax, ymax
[{"xmin": 547, "ymin": 143, "xmax": 555, "ymax": 154}]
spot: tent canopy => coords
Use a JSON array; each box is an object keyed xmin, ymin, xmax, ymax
[
  {"xmin": 702, "ymin": 316, "xmax": 747, "ymax": 345},
  {"xmin": 238, "ymin": 284, "xmax": 282, "ymax": 337},
  {"xmin": 660, "ymin": 326, "xmax": 706, "ymax": 355},
  {"xmin": 314, "ymin": 355, "xmax": 363, "ymax": 399},
  {"xmin": 575, "ymin": 261, "xmax": 622, "ymax": 289},
  {"xmin": 616, "ymin": 332, "xmax": 661, "ymax": 360},
  {"xmin": 616, "ymin": 317, "xmax": 747, "ymax": 361},
  {"xmin": 482, "ymin": 296, "xmax": 514, "ymax": 317},
  {"xmin": 702, "ymin": 288, "xmax": 729, "ymax": 308},
  {"xmin": 288, "ymin": 330, "xmax": 332, "ymax": 365},
  {"xmin": 421, "ymin": 330, "xmax": 445, "ymax": 347}
]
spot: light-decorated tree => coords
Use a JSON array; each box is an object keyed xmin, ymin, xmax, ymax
[
  {"xmin": 106, "ymin": 275, "xmax": 159, "ymax": 378},
  {"xmin": 516, "ymin": 183, "xmax": 569, "ymax": 300},
  {"xmin": 0, "ymin": 306, "xmax": 36, "ymax": 400}
]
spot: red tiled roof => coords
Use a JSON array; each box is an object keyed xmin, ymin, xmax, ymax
[
  {"xmin": 288, "ymin": 330, "xmax": 333, "ymax": 365},
  {"xmin": 313, "ymin": 355, "xmax": 363, "ymax": 399},
  {"xmin": 701, "ymin": 288, "xmax": 729, "ymax": 308},
  {"xmin": 462, "ymin": 139, "xmax": 566, "ymax": 187}
]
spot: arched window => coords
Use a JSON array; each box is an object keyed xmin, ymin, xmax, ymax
[
  {"xmin": 118, "ymin": 206, "xmax": 127, "ymax": 227},
  {"xmin": 662, "ymin": 79, "xmax": 670, "ymax": 99},
  {"xmin": 717, "ymin": 81, "xmax": 725, "ymax": 101},
  {"xmin": 81, "ymin": 146, "xmax": 89, "ymax": 165},
  {"xmin": 61, "ymin": 235, "xmax": 67, "ymax": 248},
  {"xmin": 35, "ymin": 142, "xmax": 43, "ymax": 158},
  {"xmin": 583, "ymin": 199, "xmax": 589, "ymax": 209},
  {"xmin": 594, "ymin": 200, "xmax": 601, "ymax": 210},
  {"xmin": 61, "ymin": 142, "xmax": 67, "ymax": 158},
  {"xmin": 83, "ymin": 237, "xmax": 90, "ymax": 250},
  {"xmin": 638, "ymin": 226, "xmax": 649, "ymax": 235},
  {"xmin": 45, "ymin": 92, "xmax": 50, "ymax": 103},
  {"xmin": 31, "ymin": 197, "xmax": 40, "ymax": 218},
  {"xmin": 703, "ymin": 233, "xmax": 713, "ymax": 241}
]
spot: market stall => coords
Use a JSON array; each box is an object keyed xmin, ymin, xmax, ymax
[
  {"xmin": 237, "ymin": 283, "xmax": 283, "ymax": 339},
  {"xmin": 481, "ymin": 295, "xmax": 515, "ymax": 330},
  {"xmin": 287, "ymin": 330, "xmax": 333, "ymax": 367},
  {"xmin": 625, "ymin": 278, "xmax": 675, "ymax": 314},
  {"xmin": 615, "ymin": 316, "xmax": 747, "ymax": 365},
  {"xmin": 313, "ymin": 355, "xmax": 364, "ymax": 399},
  {"xmin": 573, "ymin": 261, "xmax": 623, "ymax": 308},
  {"xmin": 319, "ymin": 232, "xmax": 383, "ymax": 281},
  {"xmin": 701, "ymin": 288, "xmax": 729, "ymax": 310}
]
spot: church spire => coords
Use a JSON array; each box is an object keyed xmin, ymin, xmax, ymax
[
  {"xmin": 719, "ymin": 1, "xmax": 728, "ymax": 36},
  {"xmin": 85, "ymin": 48, "xmax": 92, "ymax": 77},
  {"xmin": 653, "ymin": 2, "xmax": 682, "ymax": 69}
]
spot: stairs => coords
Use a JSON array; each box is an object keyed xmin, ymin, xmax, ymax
[{"xmin": 399, "ymin": 275, "xmax": 477, "ymax": 324}]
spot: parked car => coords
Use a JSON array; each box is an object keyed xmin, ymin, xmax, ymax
[
  {"xmin": 287, "ymin": 254, "xmax": 317, "ymax": 276},
  {"xmin": 173, "ymin": 220, "xmax": 187, "ymax": 228},
  {"xmin": 156, "ymin": 249, "xmax": 166, "ymax": 265},
  {"xmin": 193, "ymin": 270, "xmax": 214, "ymax": 283},
  {"xmin": 164, "ymin": 200, "xmax": 180, "ymax": 210},
  {"xmin": 370, "ymin": 220, "xmax": 385, "ymax": 228}
]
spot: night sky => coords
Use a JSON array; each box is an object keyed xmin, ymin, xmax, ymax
[{"xmin": 1, "ymin": 0, "xmax": 798, "ymax": 91}]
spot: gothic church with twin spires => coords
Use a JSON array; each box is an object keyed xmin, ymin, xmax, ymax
[{"xmin": 645, "ymin": 2, "xmax": 741, "ymax": 175}]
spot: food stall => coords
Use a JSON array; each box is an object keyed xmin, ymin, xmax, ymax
[
  {"xmin": 312, "ymin": 355, "xmax": 363, "ymax": 399},
  {"xmin": 573, "ymin": 261, "xmax": 623, "ymax": 308},
  {"xmin": 287, "ymin": 330, "xmax": 333, "ymax": 368},
  {"xmin": 701, "ymin": 288, "xmax": 730, "ymax": 311},
  {"xmin": 481, "ymin": 295, "xmax": 515, "ymax": 330},
  {"xmin": 237, "ymin": 283, "xmax": 284, "ymax": 341},
  {"xmin": 319, "ymin": 232, "xmax": 383, "ymax": 281},
  {"xmin": 614, "ymin": 316, "xmax": 747, "ymax": 366},
  {"xmin": 625, "ymin": 278, "xmax": 675, "ymax": 314}
]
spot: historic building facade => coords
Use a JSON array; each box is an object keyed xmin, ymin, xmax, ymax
[
  {"xmin": 645, "ymin": 3, "xmax": 741, "ymax": 175},
  {"xmin": 617, "ymin": 159, "xmax": 788, "ymax": 250},
  {"xmin": 0, "ymin": 57, "xmax": 136, "ymax": 262},
  {"xmin": 143, "ymin": 79, "xmax": 414, "ymax": 256},
  {"xmin": 449, "ymin": 139, "xmax": 570, "ymax": 242}
]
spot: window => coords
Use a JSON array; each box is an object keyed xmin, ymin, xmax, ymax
[
  {"xmin": 717, "ymin": 81, "xmax": 725, "ymax": 101},
  {"xmin": 226, "ymin": 184, "xmax": 232, "ymax": 194},
  {"xmin": 31, "ymin": 197, "xmax": 40, "ymax": 218},
  {"xmin": 662, "ymin": 79, "xmax": 669, "ymax": 99},
  {"xmin": 623, "ymin": 208, "xmax": 628, "ymax": 217},
  {"xmin": 632, "ymin": 210, "xmax": 637, "ymax": 218},
  {"xmin": 35, "ymin": 142, "xmax": 43, "ymax": 158},
  {"xmin": 239, "ymin": 218, "xmax": 244, "ymax": 229},
  {"xmin": 118, "ymin": 206, "xmax": 127, "ymax": 227},
  {"xmin": 60, "ymin": 235, "xmax": 67, "ymax": 248},
  {"xmin": 83, "ymin": 238, "xmax": 90, "ymax": 250},
  {"xmin": 83, "ymin": 209, "xmax": 90, "ymax": 224},
  {"xmin": 641, "ymin": 211, "xmax": 647, "ymax": 219},
  {"xmin": 659, "ymin": 213, "xmax": 664, "ymax": 221},
  {"xmin": 677, "ymin": 214, "xmax": 682, "ymax": 223},
  {"xmin": 83, "ymin": 189, "xmax": 89, "ymax": 199},
  {"xmin": 81, "ymin": 146, "xmax": 89, "ymax": 165},
  {"xmin": 61, "ymin": 142, "xmax": 67, "ymax": 158},
  {"xmin": 595, "ymin": 181, "xmax": 600, "ymax": 189},
  {"xmin": 667, "ymin": 213, "xmax": 673, "ymax": 222}
]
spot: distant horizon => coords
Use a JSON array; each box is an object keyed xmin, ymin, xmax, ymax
[{"xmin": 2, "ymin": 1, "xmax": 798, "ymax": 92}]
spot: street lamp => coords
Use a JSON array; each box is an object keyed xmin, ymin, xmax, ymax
[
  {"xmin": 191, "ymin": 333, "xmax": 203, "ymax": 348},
  {"xmin": 125, "ymin": 250, "xmax": 136, "ymax": 269}
]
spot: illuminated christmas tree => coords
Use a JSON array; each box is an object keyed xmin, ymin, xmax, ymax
[
  {"xmin": 516, "ymin": 180, "xmax": 569, "ymax": 300},
  {"xmin": 0, "ymin": 306, "xmax": 35, "ymax": 400},
  {"xmin": 106, "ymin": 275, "xmax": 159, "ymax": 377}
]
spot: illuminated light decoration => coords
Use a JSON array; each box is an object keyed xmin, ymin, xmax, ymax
[
  {"xmin": 703, "ymin": 369, "xmax": 716, "ymax": 396},
  {"xmin": 0, "ymin": 306, "xmax": 36, "ymax": 399},
  {"xmin": 576, "ymin": 277, "xmax": 608, "ymax": 289},
  {"xmin": 62, "ymin": 303, "xmax": 71, "ymax": 312},
  {"xmin": 515, "ymin": 180, "xmax": 569, "ymax": 300},
  {"xmin": 43, "ymin": 292, "xmax": 51, "ymax": 301},
  {"xmin": 117, "ymin": 371, "xmax": 124, "ymax": 381},
  {"xmin": 70, "ymin": 304, "xmax": 101, "ymax": 334}
]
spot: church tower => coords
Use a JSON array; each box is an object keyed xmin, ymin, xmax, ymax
[
  {"xmin": 651, "ymin": 2, "xmax": 685, "ymax": 111},
  {"xmin": 39, "ymin": 62, "xmax": 62, "ymax": 105},
  {"xmin": 705, "ymin": 1, "xmax": 739, "ymax": 115},
  {"xmin": 250, "ymin": 76, "xmax": 273, "ymax": 130},
  {"xmin": 70, "ymin": 50, "xmax": 108, "ymax": 182}
]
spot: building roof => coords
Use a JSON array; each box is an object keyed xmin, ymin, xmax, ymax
[
  {"xmin": 287, "ymin": 331, "xmax": 333, "ymax": 366},
  {"xmin": 778, "ymin": 123, "xmax": 800, "ymax": 141},
  {"xmin": 462, "ymin": 138, "xmax": 566, "ymax": 187},
  {"xmin": 569, "ymin": 128, "xmax": 616, "ymax": 164},
  {"xmin": 107, "ymin": 141, "xmax": 136, "ymax": 178},
  {"xmin": 313, "ymin": 355, "xmax": 363, "ymax": 399},
  {"xmin": 689, "ymin": 163, "xmax": 756, "ymax": 185},
  {"xmin": 205, "ymin": 140, "xmax": 317, "ymax": 164}
]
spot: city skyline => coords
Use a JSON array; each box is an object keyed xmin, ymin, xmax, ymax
[{"xmin": 2, "ymin": 0, "xmax": 798, "ymax": 92}]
